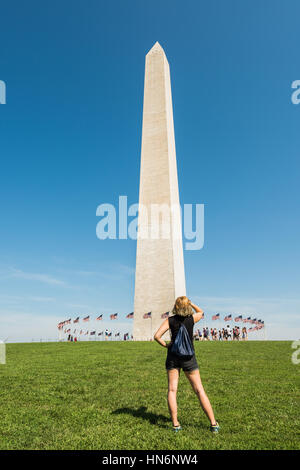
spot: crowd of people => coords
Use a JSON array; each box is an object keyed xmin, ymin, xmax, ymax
[{"xmin": 194, "ymin": 325, "xmax": 248, "ymax": 341}]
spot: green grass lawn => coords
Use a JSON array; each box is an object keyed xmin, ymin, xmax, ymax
[{"xmin": 0, "ymin": 340, "xmax": 299, "ymax": 450}]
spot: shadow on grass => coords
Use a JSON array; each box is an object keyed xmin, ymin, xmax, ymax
[{"xmin": 112, "ymin": 406, "xmax": 170, "ymax": 429}]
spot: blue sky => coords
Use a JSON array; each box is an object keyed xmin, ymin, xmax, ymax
[{"xmin": 0, "ymin": 0, "xmax": 299, "ymax": 341}]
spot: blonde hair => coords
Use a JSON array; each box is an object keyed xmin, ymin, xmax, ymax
[{"xmin": 172, "ymin": 296, "xmax": 194, "ymax": 317}]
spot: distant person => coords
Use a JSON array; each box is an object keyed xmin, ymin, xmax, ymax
[
  {"xmin": 226, "ymin": 325, "xmax": 231, "ymax": 341},
  {"xmin": 154, "ymin": 296, "xmax": 219, "ymax": 433},
  {"xmin": 205, "ymin": 327, "xmax": 210, "ymax": 341},
  {"xmin": 233, "ymin": 327, "xmax": 237, "ymax": 341}
]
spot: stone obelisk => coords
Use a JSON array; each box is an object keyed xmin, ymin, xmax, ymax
[{"xmin": 133, "ymin": 42, "xmax": 186, "ymax": 341}]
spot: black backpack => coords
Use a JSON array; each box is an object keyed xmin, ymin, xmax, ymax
[{"xmin": 170, "ymin": 322, "xmax": 194, "ymax": 357}]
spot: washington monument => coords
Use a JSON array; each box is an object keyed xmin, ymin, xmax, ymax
[{"xmin": 133, "ymin": 42, "xmax": 186, "ymax": 341}]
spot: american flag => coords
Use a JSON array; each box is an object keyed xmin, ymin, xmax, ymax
[
  {"xmin": 57, "ymin": 322, "xmax": 64, "ymax": 330},
  {"xmin": 66, "ymin": 328, "xmax": 71, "ymax": 333},
  {"xmin": 243, "ymin": 317, "xmax": 251, "ymax": 323},
  {"xmin": 98, "ymin": 331, "xmax": 103, "ymax": 336},
  {"xmin": 85, "ymin": 331, "xmax": 89, "ymax": 335},
  {"xmin": 143, "ymin": 312, "xmax": 152, "ymax": 319},
  {"xmin": 96, "ymin": 315, "xmax": 103, "ymax": 321},
  {"xmin": 90, "ymin": 331, "xmax": 96, "ymax": 335},
  {"xmin": 73, "ymin": 317, "xmax": 80, "ymax": 323},
  {"xmin": 115, "ymin": 332, "xmax": 120, "ymax": 337},
  {"xmin": 161, "ymin": 312, "xmax": 170, "ymax": 319},
  {"xmin": 80, "ymin": 330, "xmax": 83, "ymax": 335},
  {"xmin": 212, "ymin": 313, "xmax": 220, "ymax": 321},
  {"xmin": 224, "ymin": 314, "xmax": 232, "ymax": 321},
  {"xmin": 110, "ymin": 313, "xmax": 118, "ymax": 320},
  {"xmin": 251, "ymin": 318, "xmax": 257, "ymax": 324},
  {"xmin": 83, "ymin": 316, "xmax": 90, "ymax": 322},
  {"xmin": 107, "ymin": 332, "xmax": 112, "ymax": 337},
  {"xmin": 234, "ymin": 315, "xmax": 243, "ymax": 322},
  {"xmin": 126, "ymin": 312, "xmax": 134, "ymax": 319}
]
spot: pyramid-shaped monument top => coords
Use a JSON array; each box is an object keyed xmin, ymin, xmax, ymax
[{"xmin": 147, "ymin": 41, "xmax": 166, "ymax": 56}]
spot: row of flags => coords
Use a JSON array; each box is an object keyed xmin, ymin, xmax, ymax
[
  {"xmin": 58, "ymin": 313, "xmax": 124, "ymax": 329},
  {"xmin": 58, "ymin": 312, "xmax": 265, "ymax": 329},
  {"xmin": 58, "ymin": 311, "xmax": 153, "ymax": 329},
  {"xmin": 212, "ymin": 313, "xmax": 265, "ymax": 326},
  {"xmin": 63, "ymin": 329, "xmax": 130, "ymax": 338},
  {"xmin": 248, "ymin": 325, "xmax": 265, "ymax": 332}
]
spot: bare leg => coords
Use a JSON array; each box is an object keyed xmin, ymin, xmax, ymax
[
  {"xmin": 167, "ymin": 368, "xmax": 180, "ymax": 426},
  {"xmin": 184, "ymin": 369, "xmax": 216, "ymax": 425}
]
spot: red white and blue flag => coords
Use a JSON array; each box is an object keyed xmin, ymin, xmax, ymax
[
  {"xmin": 161, "ymin": 312, "xmax": 170, "ymax": 319},
  {"xmin": 96, "ymin": 315, "xmax": 103, "ymax": 321},
  {"xmin": 212, "ymin": 313, "xmax": 220, "ymax": 321},
  {"xmin": 126, "ymin": 312, "xmax": 134, "ymax": 319},
  {"xmin": 224, "ymin": 314, "xmax": 232, "ymax": 321},
  {"xmin": 143, "ymin": 312, "xmax": 152, "ymax": 319},
  {"xmin": 73, "ymin": 317, "xmax": 80, "ymax": 323},
  {"xmin": 83, "ymin": 316, "xmax": 90, "ymax": 322},
  {"xmin": 110, "ymin": 313, "xmax": 118, "ymax": 320},
  {"xmin": 234, "ymin": 315, "xmax": 243, "ymax": 322},
  {"xmin": 90, "ymin": 331, "xmax": 96, "ymax": 335}
]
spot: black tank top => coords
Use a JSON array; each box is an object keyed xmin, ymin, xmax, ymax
[{"xmin": 168, "ymin": 315, "xmax": 195, "ymax": 345}]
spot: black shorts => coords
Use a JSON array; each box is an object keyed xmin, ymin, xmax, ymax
[{"xmin": 165, "ymin": 350, "xmax": 199, "ymax": 372}]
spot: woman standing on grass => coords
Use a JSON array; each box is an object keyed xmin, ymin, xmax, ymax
[{"xmin": 154, "ymin": 296, "xmax": 219, "ymax": 433}]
